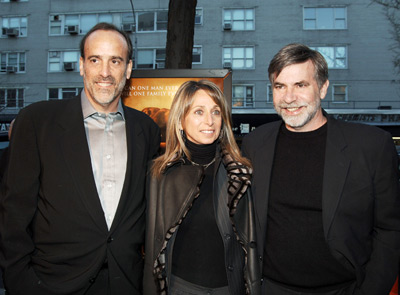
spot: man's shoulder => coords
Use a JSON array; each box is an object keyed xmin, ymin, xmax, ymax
[
  {"xmin": 20, "ymin": 98, "xmax": 79, "ymax": 119},
  {"xmin": 329, "ymin": 116, "xmax": 390, "ymax": 139},
  {"xmin": 23, "ymin": 98, "xmax": 77, "ymax": 113}
]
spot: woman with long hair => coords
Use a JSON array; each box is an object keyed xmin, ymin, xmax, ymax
[{"xmin": 143, "ymin": 80, "xmax": 260, "ymax": 295}]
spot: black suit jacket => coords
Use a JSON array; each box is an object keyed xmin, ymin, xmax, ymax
[
  {"xmin": 242, "ymin": 114, "xmax": 400, "ymax": 295},
  {"xmin": 0, "ymin": 97, "xmax": 160, "ymax": 295}
]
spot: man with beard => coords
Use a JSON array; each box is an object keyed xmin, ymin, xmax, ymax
[
  {"xmin": 242, "ymin": 43, "xmax": 400, "ymax": 295},
  {"xmin": 0, "ymin": 23, "xmax": 160, "ymax": 295}
]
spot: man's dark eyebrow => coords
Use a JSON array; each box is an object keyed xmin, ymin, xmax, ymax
[
  {"xmin": 86, "ymin": 55, "xmax": 124, "ymax": 61},
  {"xmin": 295, "ymin": 80, "xmax": 309, "ymax": 85},
  {"xmin": 111, "ymin": 56, "xmax": 124, "ymax": 61}
]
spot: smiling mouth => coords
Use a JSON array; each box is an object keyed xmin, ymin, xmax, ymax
[
  {"xmin": 96, "ymin": 82, "xmax": 113, "ymax": 87},
  {"xmin": 201, "ymin": 130, "xmax": 214, "ymax": 134},
  {"xmin": 283, "ymin": 106, "xmax": 304, "ymax": 114}
]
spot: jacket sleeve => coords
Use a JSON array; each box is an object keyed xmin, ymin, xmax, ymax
[
  {"xmin": 355, "ymin": 132, "xmax": 400, "ymax": 294},
  {"xmin": 0, "ymin": 108, "xmax": 54, "ymax": 294}
]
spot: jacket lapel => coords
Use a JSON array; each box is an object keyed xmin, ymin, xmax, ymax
[
  {"xmin": 322, "ymin": 116, "xmax": 350, "ymax": 238},
  {"xmin": 109, "ymin": 105, "xmax": 144, "ymax": 232},
  {"xmin": 57, "ymin": 97, "xmax": 108, "ymax": 232},
  {"xmin": 252, "ymin": 121, "xmax": 281, "ymax": 243}
]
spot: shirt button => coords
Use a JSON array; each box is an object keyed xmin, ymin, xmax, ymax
[
  {"xmin": 106, "ymin": 154, "xmax": 111, "ymax": 160},
  {"xmin": 107, "ymin": 237, "xmax": 114, "ymax": 243},
  {"xmin": 89, "ymin": 277, "xmax": 96, "ymax": 283},
  {"xmin": 225, "ymin": 234, "xmax": 231, "ymax": 240},
  {"xmin": 227, "ymin": 265, "xmax": 234, "ymax": 271}
]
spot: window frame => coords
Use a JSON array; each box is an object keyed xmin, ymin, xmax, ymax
[
  {"xmin": 48, "ymin": 87, "xmax": 82, "ymax": 100},
  {"xmin": 223, "ymin": 46, "xmax": 255, "ymax": 70},
  {"xmin": 303, "ymin": 6, "xmax": 347, "ymax": 30},
  {"xmin": 48, "ymin": 50, "xmax": 80, "ymax": 72},
  {"xmin": 0, "ymin": 51, "xmax": 26, "ymax": 73},
  {"xmin": 195, "ymin": 8, "xmax": 203, "ymax": 25},
  {"xmin": 267, "ymin": 84, "xmax": 273, "ymax": 103},
  {"xmin": 1, "ymin": 16, "xmax": 28, "ymax": 37},
  {"xmin": 332, "ymin": 84, "xmax": 348, "ymax": 103},
  {"xmin": 192, "ymin": 46, "xmax": 202, "ymax": 64},
  {"xmin": 232, "ymin": 84, "xmax": 255, "ymax": 108},
  {"xmin": 223, "ymin": 8, "xmax": 255, "ymax": 31},
  {"xmin": 0, "ymin": 88, "xmax": 24, "ymax": 109},
  {"xmin": 137, "ymin": 10, "xmax": 168, "ymax": 33},
  {"xmin": 310, "ymin": 46, "xmax": 347, "ymax": 69}
]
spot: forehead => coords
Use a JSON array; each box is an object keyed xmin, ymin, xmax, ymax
[
  {"xmin": 275, "ymin": 60, "xmax": 316, "ymax": 83},
  {"xmin": 190, "ymin": 89, "xmax": 219, "ymax": 107},
  {"xmin": 84, "ymin": 30, "xmax": 128, "ymax": 56}
]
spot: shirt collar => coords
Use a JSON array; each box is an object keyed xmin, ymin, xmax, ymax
[{"xmin": 81, "ymin": 91, "xmax": 125, "ymax": 120}]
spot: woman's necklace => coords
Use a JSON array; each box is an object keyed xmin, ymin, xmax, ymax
[{"xmin": 187, "ymin": 157, "xmax": 216, "ymax": 169}]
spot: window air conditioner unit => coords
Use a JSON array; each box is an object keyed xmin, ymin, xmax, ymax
[
  {"xmin": 223, "ymin": 62, "xmax": 232, "ymax": 69},
  {"xmin": 155, "ymin": 62, "xmax": 165, "ymax": 69},
  {"xmin": 6, "ymin": 66, "xmax": 17, "ymax": 73},
  {"xmin": 67, "ymin": 25, "xmax": 79, "ymax": 34},
  {"xmin": 6, "ymin": 28, "xmax": 19, "ymax": 37},
  {"xmin": 10, "ymin": 0, "xmax": 19, "ymax": 2},
  {"xmin": 223, "ymin": 23, "xmax": 232, "ymax": 30},
  {"xmin": 64, "ymin": 62, "xmax": 75, "ymax": 71},
  {"xmin": 122, "ymin": 23, "xmax": 134, "ymax": 32}
]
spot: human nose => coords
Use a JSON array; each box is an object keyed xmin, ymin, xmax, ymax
[
  {"xmin": 205, "ymin": 112, "xmax": 214, "ymax": 126},
  {"xmin": 283, "ymin": 86, "xmax": 297, "ymax": 104},
  {"xmin": 100, "ymin": 62, "xmax": 111, "ymax": 77}
]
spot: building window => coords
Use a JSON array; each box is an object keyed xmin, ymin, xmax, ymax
[
  {"xmin": 267, "ymin": 84, "xmax": 273, "ymax": 103},
  {"xmin": 0, "ymin": 88, "xmax": 24, "ymax": 108},
  {"xmin": 233, "ymin": 85, "xmax": 254, "ymax": 108},
  {"xmin": 137, "ymin": 11, "xmax": 168, "ymax": 32},
  {"xmin": 134, "ymin": 48, "xmax": 166, "ymax": 69},
  {"xmin": 1, "ymin": 0, "xmax": 28, "ymax": 2},
  {"xmin": 1, "ymin": 16, "xmax": 28, "ymax": 37},
  {"xmin": 332, "ymin": 85, "xmax": 347, "ymax": 103},
  {"xmin": 49, "ymin": 13, "xmax": 113, "ymax": 35},
  {"xmin": 223, "ymin": 47, "xmax": 254, "ymax": 69},
  {"xmin": 192, "ymin": 46, "xmax": 202, "ymax": 64},
  {"xmin": 0, "ymin": 52, "xmax": 25, "ymax": 73},
  {"xmin": 310, "ymin": 46, "xmax": 347, "ymax": 69},
  {"xmin": 223, "ymin": 8, "xmax": 254, "ymax": 31},
  {"xmin": 48, "ymin": 51, "xmax": 80, "ymax": 72},
  {"xmin": 304, "ymin": 7, "xmax": 346, "ymax": 30},
  {"xmin": 195, "ymin": 8, "xmax": 203, "ymax": 25},
  {"xmin": 48, "ymin": 87, "xmax": 82, "ymax": 100},
  {"xmin": 121, "ymin": 13, "xmax": 135, "ymax": 32}
]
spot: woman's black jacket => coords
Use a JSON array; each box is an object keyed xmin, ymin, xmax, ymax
[{"xmin": 143, "ymin": 148, "xmax": 261, "ymax": 295}]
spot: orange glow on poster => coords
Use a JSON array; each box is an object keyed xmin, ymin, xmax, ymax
[{"xmin": 122, "ymin": 77, "xmax": 224, "ymax": 111}]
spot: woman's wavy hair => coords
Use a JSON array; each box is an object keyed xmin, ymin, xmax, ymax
[{"xmin": 151, "ymin": 80, "xmax": 251, "ymax": 178}]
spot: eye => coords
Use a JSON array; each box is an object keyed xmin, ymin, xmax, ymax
[
  {"xmin": 297, "ymin": 82, "xmax": 308, "ymax": 88},
  {"xmin": 89, "ymin": 58, "xmax": 98, "ymax": 63},
  {"xmin": 112, "ymin": 59, "xmax": 121, "ymax": 65},
  {"xmin": 194, "ymin": 109, "xmax": 203, "ymax": 115},
  {"xmin": 212, "ymin": 109, "xmax": 221, "ymax": 115},
  {"xmin": 274, "ymin": 84, "xmax": 284, "ymax": 89}
]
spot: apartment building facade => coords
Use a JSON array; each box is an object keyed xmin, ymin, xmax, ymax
[{"xmin": 0, "ymin": 0, "xmax": 399, "ymax": 134}]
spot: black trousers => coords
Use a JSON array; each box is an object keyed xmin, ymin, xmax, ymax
[
  {"xmin": 261, "ymin": 279, "xmax": 357, "ymax": 295},
  {"xmin": 169, "ymin": 275, "xmax": 230, "ymax": 295}
]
